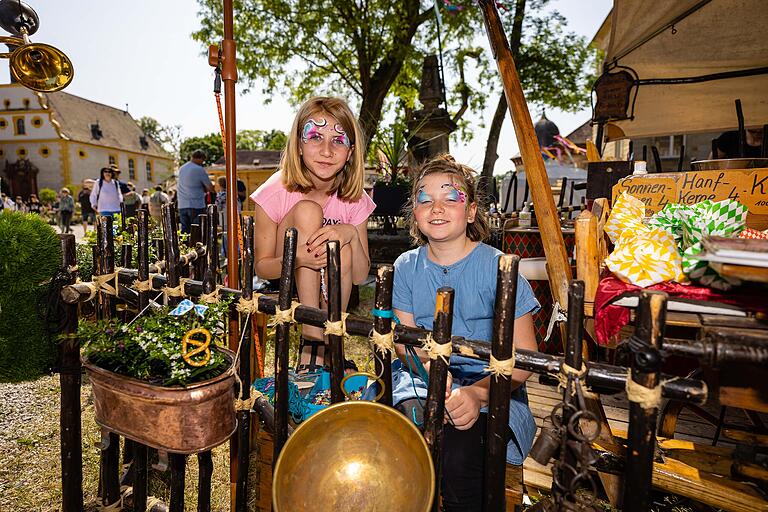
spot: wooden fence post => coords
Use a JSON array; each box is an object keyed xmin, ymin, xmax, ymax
[
  {"xmin": 274, "ymin": 228, "xmax": 297, "ymax": 461},
  {"xmin": 326, "ymin": 240, "xmax": 345, "ymax": 404},
  {"xmin": 483, "ymin": 255, "xmax": 519, "ymax": 511},
  {"xmin": 623, "ymin": 290, "xmax": 667, "ymax": 512},
  {"xmin": 373, "ymin": 264, "xmax": 394, "ymax": 406},
  {"xmin": 59, "ymin": 233, "xmax": 83, "ymax": 512},
  {"xmin": 423, "ymin": 287, "xmax": 454, "ymax": 512},
  {"xmin": 235, "ymin": 216, "xmax": 255, "ymax": 511}
]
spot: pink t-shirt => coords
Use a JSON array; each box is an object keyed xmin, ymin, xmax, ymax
[{"xmin": 250, "ymin": 171, "xmax": 376, "ymax": 227}]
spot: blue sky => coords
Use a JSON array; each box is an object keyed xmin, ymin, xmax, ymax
[{"xmin": 3, "ymin": 0, "xmax": 611, "ymax": 172}]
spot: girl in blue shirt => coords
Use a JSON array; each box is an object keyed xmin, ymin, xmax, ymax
[{"xmin": 392, "ymin": 155, "xmax": 539, "ymax": 511}]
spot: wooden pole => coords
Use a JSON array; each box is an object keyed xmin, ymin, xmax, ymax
[
  {"xmin": 623, "ymin": 291, "xmax": 666, "ymax": 512},
  {"xmin": 95, "ymin": 216, "xmax": 121, "ymax": 508},
  {"xmin": 136, "ymin": 209, "xmax": 151, "ymax": 311},
  {"xmin": 235, "ymin": 217, "xmax": 254, "ymax": 512},
  {"xmin": 197, "ymin": 451, "xmax": 213, "ymax": 512},
  {"xmin": 326, "ymin": 240, "xmax": 345, "ymax": 404},
  {"xmin": 59, "ymin": 234, "xmax": 83, "ymax": 512},
  {"xmin": 161, "ymin": 203, "xmax": 187, "ymax": 510},
  {"xmin": 483, "ymin": 255, "xmax": 519, "ymax": 511},
  {"xmin": 205, "ymin": 204, "xmax": 219, "ymax": 291},
  {"xmin": 477, "ymin": 0, "xmax": 572, "ymax": 313},
  {"xmin": 190, "ymin": 221, "xmax": 203, "ymax": 280},
  {"xmin": 274, "ymin": 228, "xmax": 297, "ymax": 461},
  {"xmin": 132, "ymin": 442, "xmax": 148, "ymax": 512},
  {"xmin": 373, "ymin": 264, "xmax": 394, "ymax": 406},
  {"xmin": 422, "ymin": 288, "xmax": 454, "ymax": 512},
  {"xmin": 558, "ymin": 280, "xmax": 586, "ymax": 505},
  {"xmin": 197, "ymin": 214, "xmax": 209, "ymax": 280},
  {"xmin": 222, "ymin": 0, "xmax": 239, "ymax": 291}
]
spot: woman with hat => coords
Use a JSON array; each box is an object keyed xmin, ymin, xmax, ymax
[{"xmin": 89, "ymin": 166, "xmax": 123, "ymax": 218}]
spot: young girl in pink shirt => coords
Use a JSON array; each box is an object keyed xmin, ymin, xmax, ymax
[{"xmin": 250, "ymin": 97, "xmax": 376, "ymax": 371}]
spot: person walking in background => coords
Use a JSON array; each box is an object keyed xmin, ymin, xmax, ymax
[
  {"xmin": 78, "ymin": 181, "xmax": 95, "ymax": 233},
  {"xmin": 177, "ymin": 149, "xmax": 213, "ymax": 233},
  {"xmin": 1, "ymin": 193, "xmax": 14, "ymax": 211},
  {"xmin": 123, "ymin": 182, "xmax": 140, "ymax": 218},
  {"xmin": 59, "ymin": 188, "xmax": 75, "ymax": 233},
  {"xmin": 90, "ymin": 166, "xmax": 123, "ymax": 218},
  {"xmin": 28, "ymin": 194, "xmax": 41, "ymax": 215},
  {"xmin": 149, "ymin": 185, "xmax": 169, "ymax": 222},
  {"xmin": 141, "ymin": 188, "xmax": 151, "ymax": 207}
]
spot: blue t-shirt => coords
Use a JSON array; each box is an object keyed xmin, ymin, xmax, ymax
[
  {"xmin": 391, "ymin": 242, "xmax": 540, "ymax": 464},
  {"xmin": 176, "ymin": 161, "xmax": 210, "ymax": 209}
]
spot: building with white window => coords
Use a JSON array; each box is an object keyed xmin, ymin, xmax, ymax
[{"xmin": 0, "ymin": 83, "xmax": 173, "ymax": 199}]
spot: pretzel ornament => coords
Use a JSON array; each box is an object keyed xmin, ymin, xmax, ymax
[{"xmin": 182, "ymin": 327, "xmax": 212, "ymax": 367}]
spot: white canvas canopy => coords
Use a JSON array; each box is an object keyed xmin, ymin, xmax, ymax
[{"xmin": 600, "ymin": 0, "xmax": 768, "ymax": 141}]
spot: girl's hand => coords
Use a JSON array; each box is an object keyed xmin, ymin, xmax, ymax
[
  {"xmin": 296, "ymin": 249, "xmax": 327, "ymax": 270},
  {"xmin": 305, "ymin": 224, "xmax": 358, "ymax": 258},
  {"xmin": 444, "ymin": 386, "xmax": 481, "ymax": 430}
]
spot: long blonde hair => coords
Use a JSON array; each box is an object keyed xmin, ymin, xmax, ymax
[
  {"xmin": 280, "ymin": 96, "xmax": 366, "ymax": 201},
  {"xmin": 407, "ymin": 154, "xmax": 490, "ymax": 246}
]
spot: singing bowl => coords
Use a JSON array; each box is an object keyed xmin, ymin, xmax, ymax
[{"xmin": 273, "ymin": 401, "xmax": 435, "ymax": 512}]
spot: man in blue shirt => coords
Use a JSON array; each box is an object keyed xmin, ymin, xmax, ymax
[{"xmin": 176, "ymin": 149, "xmax": 213, "ymax": 233}]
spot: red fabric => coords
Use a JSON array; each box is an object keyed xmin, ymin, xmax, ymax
[
  {"xmin": 594, "ymin": 273, "xmax": 768, "ymax": 345},
  {"xmin": 739, "ymin": 228, "xmax": 768, "ymax": 239}
]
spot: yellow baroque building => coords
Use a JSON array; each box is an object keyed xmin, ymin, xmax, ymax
[{"xmin": 0, "ymin": 83, "xmax": 173, "ymax": 199}]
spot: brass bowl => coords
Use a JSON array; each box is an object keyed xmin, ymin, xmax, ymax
[{"xmin": 273, "ymin": 401, "xmax": 435, "ymax": 512}]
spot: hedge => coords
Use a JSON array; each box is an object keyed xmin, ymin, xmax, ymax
[{"xmin": 0, "ymin": 211, "xmax": 62, "ymax": 381}]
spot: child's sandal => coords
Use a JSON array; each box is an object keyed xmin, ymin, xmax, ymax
[{"xmin": 296, "ymin": 338, "xmax": 325, "ymax": 373}]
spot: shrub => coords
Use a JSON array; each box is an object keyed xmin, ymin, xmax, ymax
[
  {"xmin": 0, "ymin": 211, "xmax": 62, "ymax": 381},
  {"xmin": 38, "ymin": 188, "xmax": 57, "ymax": 205}
]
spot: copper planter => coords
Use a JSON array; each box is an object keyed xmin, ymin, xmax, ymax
[{"xmin": 83, "ymin": 348, "xmax": 236, "ymax": 454}]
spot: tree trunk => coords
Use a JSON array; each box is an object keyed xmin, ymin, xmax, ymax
[{"xmin": 480, "ymin": 0, "xmax": 527, "ymax": 201}]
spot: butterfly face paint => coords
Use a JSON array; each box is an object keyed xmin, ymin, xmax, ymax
[
  {"xmin": 416, "ymin": 189, "xmax": 433, "ymax": 204},
  {"xmin": 301, "ymin": 118, "xmax": 328, "ymax": 144},
  {"xmin": 333, "ymin": 124, "xmax": 351, "ymax": 148},
  {"xmin": 442, "ymin": 183, "xmax": 467, "ymax": 203}
]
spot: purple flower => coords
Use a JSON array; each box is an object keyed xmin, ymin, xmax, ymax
[
  {"xmin": 106, "ymin": 328, "xmax": 114, "ymax": 335},
  {"xmin": 135, "ymin": 326, "xmax": 143, "ymax": 333},
  {"xmin": 117, "ymin": 341, "xmax": 125, "ymax": 350}
]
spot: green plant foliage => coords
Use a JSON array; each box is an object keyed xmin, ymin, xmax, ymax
[
  {"xmin": 38, "ymin": 188, "xmax": 57, "ymax": 205},
  {"xmin": 77, "ymin": 299, "xmax": 233, "ymax": 386},
  {"xmin": 0, "ymin": 211, "xmax": 62, "ymax": 381}
]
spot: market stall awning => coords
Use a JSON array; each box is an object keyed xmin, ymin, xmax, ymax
[{"xmin": 596, "ymin": 0, "xmax": 768, "ymax": 140}]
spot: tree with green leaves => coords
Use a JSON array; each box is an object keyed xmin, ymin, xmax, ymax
[
  {"xmin": 193, "ymin": 0, "xmax": 594, "ymax": 172},
  {"xmin": 136, "ymin": 116, "xmax": 183, "ymax": 158}
]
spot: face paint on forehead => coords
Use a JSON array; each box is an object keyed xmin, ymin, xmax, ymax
[
  {"xmin": 301, "ymin": 118, "xmax": 328, "ymax": 143},
  {"xmin": 441, "ymin": 183, "xmax": 467, "ymax": 203},
  {"xmin": 333, "ymin": 123, "xmax": 351, "ymax": 148}
]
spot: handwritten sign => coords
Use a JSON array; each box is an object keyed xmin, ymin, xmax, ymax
[
  {"xmin": 612, "ymin": 175, "xmax": 678, "ymax": 214},
  {"xmin": 612, "ymin": 168, "xmax": 768, "ymax": 216}
]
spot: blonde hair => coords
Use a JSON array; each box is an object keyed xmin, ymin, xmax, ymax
[
  {"xmin": 407, "ymin": 154, "xmax": 490, "ymax": 246},
  {"xmin": 60, "ymin": 187, "xmax": 70, "ymax": 195},
  {"xmin": 280, "ymin": 96, "xmax": 366, "ymax": 201}
]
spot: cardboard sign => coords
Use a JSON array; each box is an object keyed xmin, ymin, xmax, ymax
[{"xmin": 612, "ymin": 168, "xmax": 768, "ymax": 215}]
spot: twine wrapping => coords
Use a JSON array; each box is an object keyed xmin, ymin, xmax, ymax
[
  {"xmin": 92, "ymin": 267, "xmax": 122, "ymax": 297},
  {"xmin": 199, "ymin": 285, "xmax": 222, "ymax": 304},
  {"xmin": 132, "ymin": 274, "xmax": 157, "ymax": 292},
  {"xmin": 484, "ymin": 353, "xmax": 516, "ymax": 380},
  {"xmin": 371, "ymin": 327, "xmax": 395, "ymax": 355},
  {"xmin": 162, "ymin": 278, "xmax": 189, "ymax": 299},
  {"xmin": 236, "ymin": 294, "xmax": 264, "ymax": 315},
  {"xmin": 83, "ymin": 281, "xmax": 99, "ymax": 301},
  {"xmin": 146, "ymin": 497, "xmax": 165, "ymax": 510},
  {"xmin": 625, "ymin": 370, "xmax": 663, "ymax": 410},
  {"xmin": 234, "ymin": 378, "xmax": 265, "ymax": 411},
  {"xmin": 422, "ymin": 333, "xmax": 452, "ymax": 365},
  {"xmin": 269, "ymin": 300, "xmax": 300, "ymax": 326},
  {"xmin": 550, "ymin": 362, "xmax": 594, "ymax": 398},
  {"xmin": 99, "ymin": 500, "xmax": 122, "ymax": 512},
  {"xmin": 324, "ymin": 312, "xmax": 350, "ymax": 337}
]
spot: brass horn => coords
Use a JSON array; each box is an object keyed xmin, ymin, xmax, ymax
[
  {"xmin": 272, "ymin": 401, "xmax": 435, "ymax": 512},
  {"xmin": 0, "ymin": 0, "xmax": 73, "ymax": 92}
]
